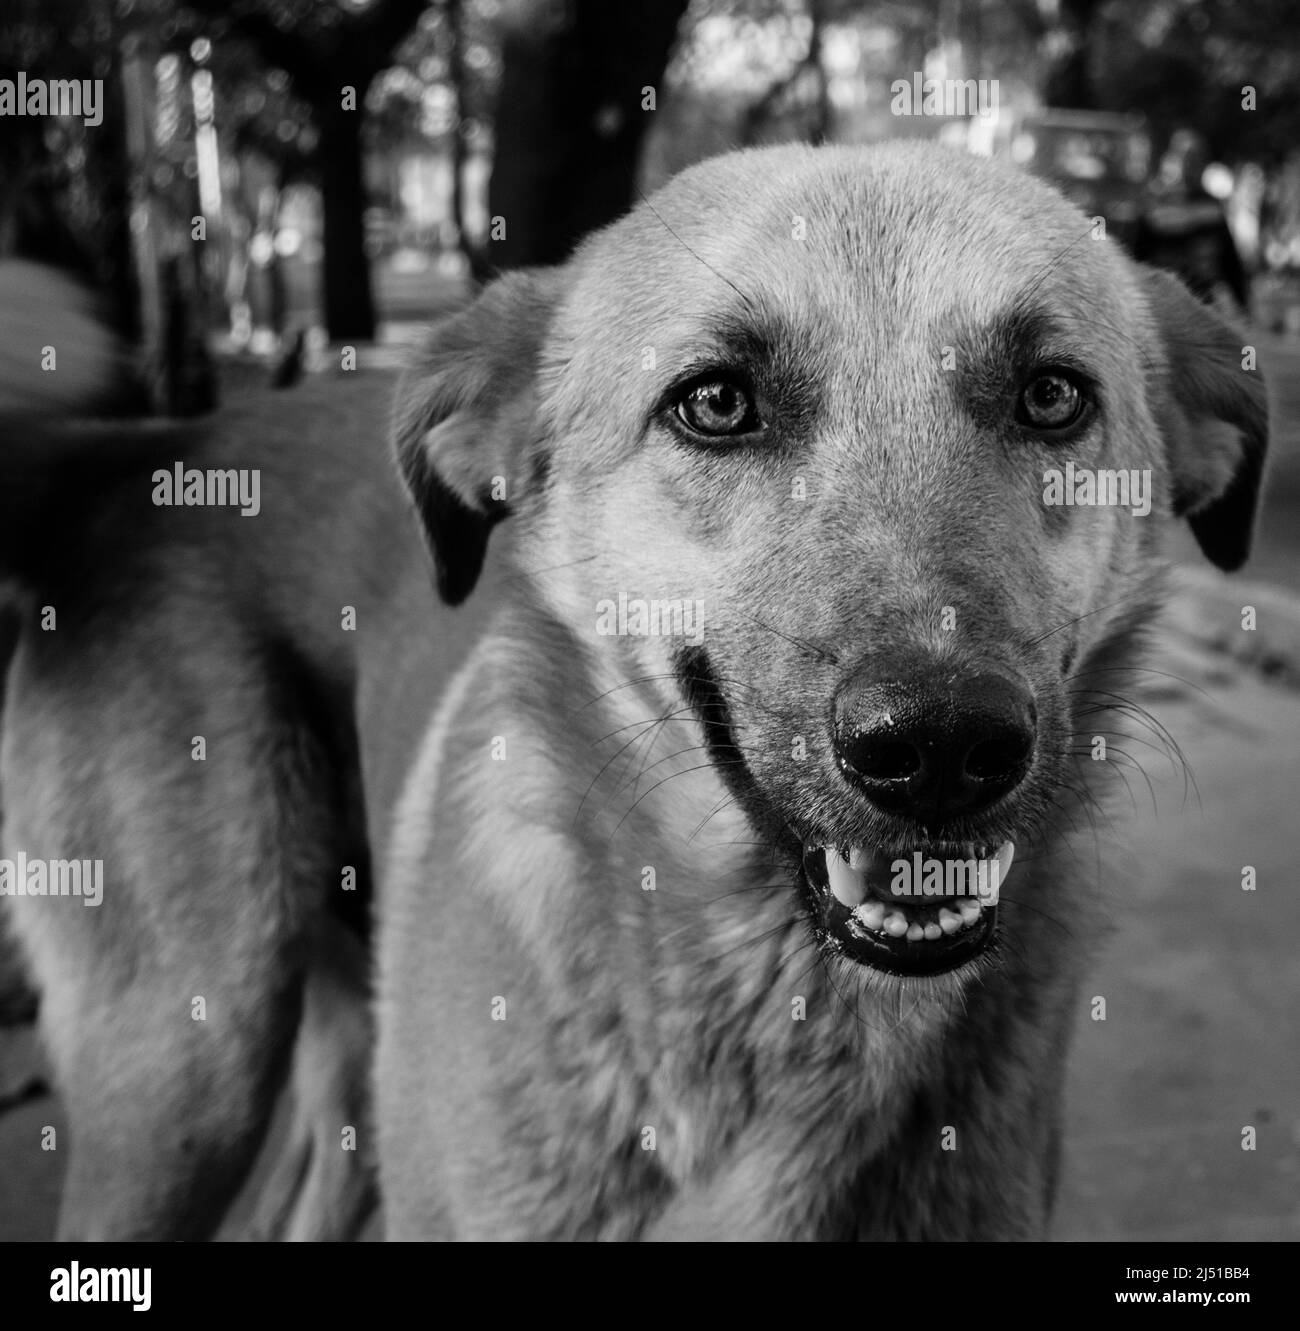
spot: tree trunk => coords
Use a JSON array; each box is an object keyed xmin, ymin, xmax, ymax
[
  {"xmin": 319, "ymin": 103, "xmax": 376, "ymax": 341},
  {"xmin": 1044, "ymin": 0, "xmax": 1102, "ymax": 108},
  {"xmin": 448, "ymin": 0, "xmax": 491, "ymax": 282},
  {"xmin": 487, "ymin": 0, "xmax": 690, "ymax": 270}
]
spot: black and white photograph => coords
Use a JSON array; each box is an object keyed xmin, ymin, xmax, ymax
[{"xmin": 0, "ymin": 0, "xmax": 1296, "ymax": 1283}]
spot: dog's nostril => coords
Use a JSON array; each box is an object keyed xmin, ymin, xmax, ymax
[
  {"xmin": 852, "ymin": 738, "xmax": 921, "ymax": 782},
  {"xmin": 966, "ymin": 733, "xmax": 1033, "ymax": 782},
  {"xmin": 833, "ymin": 666, "xmax": 1037, "ymax": 820}
]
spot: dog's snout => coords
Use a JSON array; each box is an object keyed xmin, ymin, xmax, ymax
[{"xmin": 833, "ymin": 667, "xmax": 1036, "ymax": 823}]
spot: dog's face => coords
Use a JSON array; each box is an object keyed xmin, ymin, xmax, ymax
[{"xmin": 395, "ymin": 143, "xmax": 1266, "ymax": 988}]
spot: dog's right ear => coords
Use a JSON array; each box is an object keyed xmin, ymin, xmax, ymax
[
  {"xmin": 1140, "ymin": 266, "xmax": 1269, "ymax": 572},
  {"xmin": 392, "ymin": 267, "xmax": 565, "ymax": 604}
]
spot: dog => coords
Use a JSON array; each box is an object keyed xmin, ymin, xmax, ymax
[{"xmin": 0, "ymin": 142, "xmax": 1267, "ymax": 1241}]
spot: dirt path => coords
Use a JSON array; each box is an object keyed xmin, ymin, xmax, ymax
[{"xmin": 1056, "ymin": 568, "xmax": 1300, "ymax": 1239}]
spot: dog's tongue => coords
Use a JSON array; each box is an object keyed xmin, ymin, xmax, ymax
[{"xmin": 826, "ymin": 842, "xmax": 1015, "ymax": 907}]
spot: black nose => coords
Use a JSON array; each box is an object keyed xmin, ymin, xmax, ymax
[{"xmin": 833, "ymin": 665, "xmax": 1035, "ymax": 824}]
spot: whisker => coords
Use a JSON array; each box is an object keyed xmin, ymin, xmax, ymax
[
  {"xmin": 733, "ymin": 610, "xmax": 839, "ymax": 665},
  {"xmin": 573, "ymin": 707, "xmax": 681, "ymax": 827},
  {"xmin": 1025, "ymin": 593, "xmax": 1148, "ymax": 648},
  {"xmin": 613, "ymin": 741, "xmax": 711, "ymax": 799},
  {"xmin": 501, "ymin": 553, "xmax": 600, "ymax": 585},
  {"xmin": 610, "ymin": 758, "xmax": 748, "ymax": 836},
  {"xmin": 631, "ymin": 181, "xmax": 760, "ymax": 317}
]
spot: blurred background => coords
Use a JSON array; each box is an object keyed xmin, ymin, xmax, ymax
[
  {"xmin": 4, "ymin": 0, "xmax": 1300, "ymax": 410},
  {"xmin": 1, "ymin": 0, "xmax": 1298, "ymax": 1241}
]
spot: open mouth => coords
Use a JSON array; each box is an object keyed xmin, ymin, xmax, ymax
[
  {"xmin": 671, "ymin": 644, "xmax": 1020, "ymax": 981},
  {"xmin": 801, "ymin": 840, "xmax": 1014, "ymax": 976}
]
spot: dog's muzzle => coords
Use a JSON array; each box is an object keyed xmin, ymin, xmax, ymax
[
  {"xmin": 800, "ymin": 660, "xmax": 1035, "ymax": 976},
  {"xmin": 677, "ymin": 644, "xmax": 1032, "ymax": 978}
]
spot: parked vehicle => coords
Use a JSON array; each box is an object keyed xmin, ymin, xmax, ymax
[{"xmin": 1002, "ymin": 109, "xmax": 1152, "ymax": 249}]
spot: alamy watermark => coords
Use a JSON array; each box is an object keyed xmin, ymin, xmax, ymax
[
  {"xmin": 153, "ymin": 462, "xmax": 261, "ymax": 516},
  {"xmin": 1043, "ymin": 463, "xmax": 1152, "ymax": 516},
  {"xmin": 888, "ymin": 852, "xmax": 1002, "ymax": 903},
  {"xmin": 0, "ymin": 72, "xmax": 103, "ymax": 127},
  {"xmin": 890, "ymin": 74, "xmax": 999, "ymax": 119},
  {"xmin": 50, "ymin": 1263, "xmax": 151, "ymax": 1312},
  {"xmin": 0, "ymin": 852, "xmax": 103, "ymax": 907},
  {"xmin": 595, "ymin": 593, "xmax": 705, "ymax": 645}
]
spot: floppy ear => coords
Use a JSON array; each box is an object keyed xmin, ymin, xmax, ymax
[
  {"xmin": 1140, "ymin": 266, "xmax": 1269, "ymax": 572},
  {"xmin": 392, "ymin": 267, "xmax": 565, "ymax": 604}
]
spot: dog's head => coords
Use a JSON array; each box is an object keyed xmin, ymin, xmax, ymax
[{"xmin": 394, "ymin": 143, "xmax": 1267, "ymax": 987}]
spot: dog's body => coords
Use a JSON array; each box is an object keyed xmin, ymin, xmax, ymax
[
  {"xmin": 0, "ymin": 143, "xmax": 1267, "ymax": 1240},
  {"xmin": 0, "ymin": 381, "xmax": 434, "ymax": 1238}
]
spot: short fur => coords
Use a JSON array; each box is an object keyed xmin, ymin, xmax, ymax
[{"xmin": 0, "ymin": 143, "xmax": 1267, "ymax": 1241}]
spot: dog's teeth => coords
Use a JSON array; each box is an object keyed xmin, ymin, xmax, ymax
[
  {"xmin": 826, "ymin": 852, "xmax": 868, "ymax": 908},
  {"xmin": 992, "ymin": 840, "xmax": 1015, "ymax": 891},
  {"xmin": 883, "ymin": 911, "xmax": 909, "ymax": 938},
  {"xmin": 855, "ymin": 900, "xmax": 885, "ymax": 931},
  {"xmin": 938, "ymin": 908, "xmax": 963, "ymax": 935},
  {"xmin": 827, "ymin": 841, "xmax": 1009, "ymax": 944}
]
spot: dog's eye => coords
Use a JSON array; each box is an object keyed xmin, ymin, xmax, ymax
[
  {"xmin": 675, "ymin": 378, "xmax": 759, "ymax": 437},
  {"xmin": 1018, "ymin": 373, "xmax": 1084, "ymax": 431}
]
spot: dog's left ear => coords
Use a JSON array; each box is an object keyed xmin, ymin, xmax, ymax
[
  {"xmin": 1141, "ymin": 266, "xmax": 1269, "ymax": 571},
  {"xmin": 392, "ymin": 267, "xmax": 565, "ymax": 604}
]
